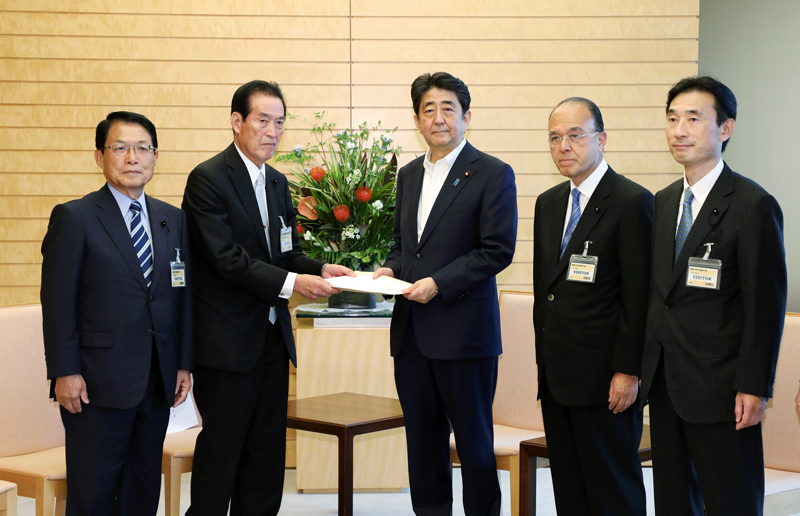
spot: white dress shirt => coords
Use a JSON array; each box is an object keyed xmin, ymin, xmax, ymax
[
  {"xmin": 108, "ymin": 183, "xmax": 154, "ymax": 263},
  {"xmin": 561, "ymin": 159, "xmax": 609, "ymax": 239},
  {"xmin": 234, "ymin": 143, "xmax": 296, "ymax": 301},
  {"xmin": 675, "ymin": 159, "xmax": 724, "ymax": 235},
  {"xmin": 417, "ymin": 138, "xmax": 468, "ymax": 241}
]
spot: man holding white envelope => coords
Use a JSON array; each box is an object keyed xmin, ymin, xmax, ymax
[{"xmin": 372, "ymin": 72, "xmax": 517, "ymax": 516}]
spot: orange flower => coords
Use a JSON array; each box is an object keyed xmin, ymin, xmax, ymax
[
  {"xmin": 333, "ymin": 205, "xmax": 350, "ymax": 223},
  {"xmin": 355, "ymin": 186, "xmax": 373, "ymax": 202},
  {"xmin": 309, "ymin": 166, "xmax": 325, "ymax": 182},
  {"xmin": 298, "ymin": 196, "xmax": 319, "ymax": 220},
  {"xmin": 296, "ymin": 223, "xmax": 305, "ymax": 235}
]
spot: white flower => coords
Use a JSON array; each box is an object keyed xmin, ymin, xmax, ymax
[
  {"xmin": 335, "ymin": 130, "xmax": 346, "ymax": 138},
  {"xmin": 341, "ymin": 225, "xmax": 361, "ymax": 240},
  {"xmin": 346, "ymin": 141, "xmax": 356, "ymax": 150},
  {"xmin": 303, "ymin": 232, "xmax": 313, "ymax": 241},
  {"xmin": 381, "ymin": 134, "xmax": 393, "ymax": 144},
  {"xmin": 324, "ymin": 246, "xmax": 332, "ymax": 252},
  {"xmin": 293, "ymin": 144, "xmax": 303, "ymax": 156},
  {"xmin": 346, "ymin": 171, "xmax": 360, "ymax": 186},
  {"xmin": 372, "ymin": 200, "xmax": 383, "ymax": 211}
]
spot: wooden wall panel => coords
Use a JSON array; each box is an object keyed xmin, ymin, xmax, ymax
[{"xmin": 0, "ymin": 1, "xmax": 699, "ymax": 312}]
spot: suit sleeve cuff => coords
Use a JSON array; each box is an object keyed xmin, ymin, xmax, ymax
[{"xmin": 279, "ymin": 272, "xmax": 296, "ymax": 299}]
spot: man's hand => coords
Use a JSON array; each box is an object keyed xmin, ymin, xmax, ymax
[
  {"xmin": 322, "ymin": 264, "xmax": 356, "ymax": 279},
  {"xmin": 372, "ymin": 267, "xmax": 395, "ymax": 280},
  {"xmin": 174, "ymin": 369, "xmax": 192, "ymax": 408},
  {"xmin": 294, "ymin": 274, "xmax": 341, "ymax": 300},
  {"xmin": 55, "ymin": 374, "xmax": 89, "ymax": 414},
  {"xmin": 735, "ymin": 392, "xmax": 767, "ymax": 430},
  {"xmin": 402, "ymin": 277, "xmax": 438, "ymax": 304},
  {"xmin": 608, "ymin": 372, "xmax": 638, "ymax": 414}
]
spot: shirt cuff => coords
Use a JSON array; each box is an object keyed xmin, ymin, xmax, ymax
[{"xmin": 279, "ymin": 272, "xmax": 296, "ymax": 299}]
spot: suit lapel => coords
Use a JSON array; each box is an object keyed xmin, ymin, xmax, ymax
[
  {"xmin": 548, "ymin": 168, "xmax": 616, "ymax": 284},
  {"xmin": 417, "ymin": 142, "xmax": 478, "ymax": 250},
  {"xmin": 95, "ymin": 185, "xmax": 149, "ymax": 292},
  {"xmin": 403, "ymin": 157, "xmax": 425, "ymax": 247},
  {"xmin": 146, "ymin": 196, "xmax": 168, "ymax": 291},
  {"xmin": 226, "ymin": 144, "xmax": 271, "ymax": 259},
  {"xmin": 541, "ymin": 182, "xmax": 570, "ymax": 285},
  {"xmin": 668, "ymin": 165, "xmax": 734, "ymax": 290},
  {"xmin": 264, "ymin": 165, "xmax": 284, "ymax": 259}
]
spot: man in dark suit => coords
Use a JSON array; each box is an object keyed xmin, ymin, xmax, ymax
[
  {"xmin": 533, "ymin": 97, "xmax": 652, "ymax": 515},
  {"xmin": 639, "ymin": 76, "xmax": 787, "ymax": 516},
  {"xmin": 182, "ymin": 80, "xmax": 353, "ymax": 516},
  {"xmin": 373, "ymin": 72, "xmax": 517, "ymax": 516},
  {"xmin": 41, "ymin": 111, "xmax": 193, "ymax": 516}
]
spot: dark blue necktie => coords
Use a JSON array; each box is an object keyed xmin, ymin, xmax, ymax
[
  {"xmin": 674, "ymin": 187, "xmax": 694, "ymax": 262},
  {"xmin": 130, "ymin": 201, "xmax": 153, "ymax": 288},
  {"xmin": 560, "ymin": 188, "xmax": 581, "ymax": 259}
]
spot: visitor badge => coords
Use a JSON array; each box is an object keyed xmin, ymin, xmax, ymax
[
  {"xmin": 279, "ymin": 216, "xmax": 292, "ymax": 253},
  {"xmin": 170, "ymin": 248, "xmax": 186, "ymax": 287},
  {"xmin": 567, "ymin": 241, "xmax": 598, "ymax": 283},
  {"xmin": 686, "ymin": 243, "xmax": 721, "ymax": 290}
]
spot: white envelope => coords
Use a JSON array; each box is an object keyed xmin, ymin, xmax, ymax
[{"xmin": 325, "ymin": 271, "xmax": 411, "ymax": 295}]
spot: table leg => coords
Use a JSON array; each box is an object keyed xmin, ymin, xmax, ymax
[
  {"xmin": 338, "ymin": 430, "xmax": 355, "ymax": 516},
  {"xmin": 518, "ymin": 447, "xmax": 537, "ymax": 516}
]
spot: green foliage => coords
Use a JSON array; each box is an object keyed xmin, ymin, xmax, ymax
[{"xmin": 275, "ymin": 112, "xmax": 401, "ymax": 270}]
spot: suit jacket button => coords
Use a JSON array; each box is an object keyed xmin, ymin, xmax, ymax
[
  {"xmin": 414, "ymin": 253, "xmax": 420, "ymax": 259},
  {"xmin": 149, "ymin": 296, "xmax": 154, "ymax": 302},
  {"xmin": 146, "ymin": 329, "xmax": 154, "ymax": 336},
  {"xmin": 547, "ymin": 294, "xmax": 554, "ymax": 301},
  {"xmin": 664, "ymin": 304, "xmax": 670, "ymax": 310}
]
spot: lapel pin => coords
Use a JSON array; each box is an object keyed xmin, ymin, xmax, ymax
[
  {"xmin": 161, "ymin": 220, "xmax": 167, "ymax": 226},
  {"xmin": 453, "ymin": 178, "xmax": 460, "ymax": 186},
  {"xmin": 595, "ymin": 207, "xmax": 600, "ymax": 213},
  {"xmin": 464, "ymin": 171, "xmax": 470, "ymax": 178}
]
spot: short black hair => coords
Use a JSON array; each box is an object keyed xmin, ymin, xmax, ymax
[
  {"xmin": 550, "ymin": 97, "xmax": 605, "ymax": 133},
  {"xmin": 231, "ymin": 80, "xmax": 286, "ymax": 121},
  {"xmin": 667, "ymin": 75, "xmax": 737, "ymax": 151},
  {"xmin": 411, "ymin": 72, "xmax": 471, "ymax": 116},
  {"xmin": 95, "ymin": 111, "xmax": 158, "ymax": 150}
]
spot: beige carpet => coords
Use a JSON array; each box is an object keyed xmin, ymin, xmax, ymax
[{"xmin": 15, "ymin": 466, "xmax": 656, "ymax": 516}]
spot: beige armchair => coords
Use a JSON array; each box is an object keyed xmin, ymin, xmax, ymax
[
  {"xmin": 0, "ymin": 480, "xmax": 17, "ymax": 516},
  {"xmin": 450, "ymin": 291, "xmax": 543, "ymax": 516},
  {"xmin": 762, "ymin": 313, "xmax": 800, "ymax": 515},
  {"xmin": 0, "ymin": 305, "xmax": 66, "ymax": 516},
  {"xmin": 161, "ymin": 393, "xmax": 202, "ymax": 516}
]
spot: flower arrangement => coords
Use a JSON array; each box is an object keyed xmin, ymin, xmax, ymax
[{"xmin": 275, "ymin": 112, "xmax": 401, "ymax": 271}]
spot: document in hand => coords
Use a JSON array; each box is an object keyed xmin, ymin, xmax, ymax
[{"xmin": 325, "ymin": 271, "xmax": 412, "ymax": 295}]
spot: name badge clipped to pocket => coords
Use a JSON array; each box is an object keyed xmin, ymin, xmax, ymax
[
  {"xmin": 279, "ymin": 216, "xmax": 292, "ymax": 254},
  {"xmin": 170, "ymin": 248, "xmax": 186, "ymax": 287},
  {"xmin": 567, "ymin": 241, "xmax": 598, "ymax": 283},
  {"xmin": 686, "ymin": 243, "xmax": 721, "ymax": 290}
]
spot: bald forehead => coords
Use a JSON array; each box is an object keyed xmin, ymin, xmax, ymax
[{"xmin": 548, "ymin": 102, "xmax": 596, "ymax": 133}]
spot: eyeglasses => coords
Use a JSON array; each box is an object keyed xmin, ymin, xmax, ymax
[
  {"xmin": 547, "ymin": 131, "xmax": 599, "ymax": 146},
  {"xmin": 103, "ymin": 144, "xmax": 157, "ymax": 156}
]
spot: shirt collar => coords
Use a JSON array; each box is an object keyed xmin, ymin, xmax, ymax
[
  {"xmin": 107, "ymin": 183, "xmax": 148, "ymax": 221},
  {"xmin": 234, "ymin": 142, "xmax": 266, "ymax": 187},
  {"xmin": 423, "ymin": 138, "xmax": 468, "ymax": 173},
  {"xmin": 683, "ymin": 159, "xmax": 724, "ymax": 204},
  {"xmin": 571, "ymin": 158, "xmax": 608, "ymax": 199}
]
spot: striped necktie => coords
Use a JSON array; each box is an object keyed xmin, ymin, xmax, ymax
[
  {"xmin": 560, "ymin": 188, "xmax": 582, "ymax": 259},
  {"xmin": 674, "ymin": 187, "xmax": 694, "ymax": 263},
  {"xmin": 130, "ymin": 201, "xmax": 153, "ymax": 288}
]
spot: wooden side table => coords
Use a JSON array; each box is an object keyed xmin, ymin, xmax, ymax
[
  {"xmin": 286, "ymin": 392, "xmax": 405, "ymax": 516},
  {"xmin": 293, "ymin": 315, "xmax": 408, "ymax": 492},
  {"xmin": 518, "ymin": 425, "xmax": 653, "ymax": 516}
]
